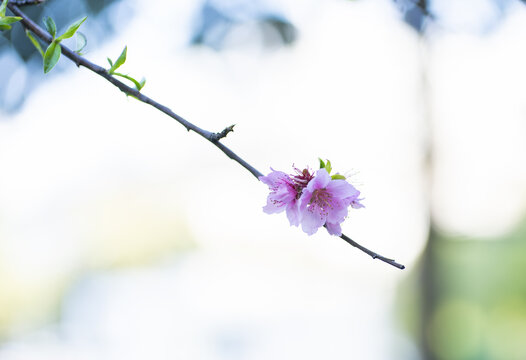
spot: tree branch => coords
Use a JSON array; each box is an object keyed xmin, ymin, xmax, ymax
[
  {"xmin": 8, "ymin": 0, "xmax": 44, "ymax": 6},
  {"xmin": 7, "ymin": 3, "xmax": 405, "ymax": 270},
  {"xmin": 340, "ymin": 233, "xmax": 405, "ymax": 269},
  {"xmin": 8, "ymin": 2, "xmax": 263, "ymax": 180}
]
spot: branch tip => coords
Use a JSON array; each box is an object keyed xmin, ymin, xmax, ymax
[{"xmin": 210, "ymin": 124, "xmax": 235, "ymax": 142}]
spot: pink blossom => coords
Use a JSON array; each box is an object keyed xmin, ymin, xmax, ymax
[
  {"xmin": 259, "ymin": 169, "xmax": 302, "ymax": 226},
  {"xmin": 298, "ymin": 168, "xmax": 361, "ymax": 236}
]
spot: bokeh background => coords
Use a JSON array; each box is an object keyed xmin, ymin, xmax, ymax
[{"xmin": 1, "ymin": 0, "xmax": 526, "ymax": 359}]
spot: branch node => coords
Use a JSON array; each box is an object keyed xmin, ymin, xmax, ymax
[{"xmin": 210, "ymin": 124, "xmax": 235, "ymax": 142}]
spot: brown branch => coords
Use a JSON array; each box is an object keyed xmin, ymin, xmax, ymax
[{"xmin": 7, "ymin": 3, "xmax": 405, "ymax": 270}]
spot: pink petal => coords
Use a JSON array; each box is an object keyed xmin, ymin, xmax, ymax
[
  {"xmin": 306, "ymin": 168, "xmax": 331, "ymax": 192},
  {"xmin": 286, "ymin": 201, "xmax": 301, "ymax": 226},
  {"xmin": 325, "ymin": 222, "xmax": 342, "ymax": 236},
  {"xmin": 301, "ymin": 204, "xmax": 327, "ymax": 235},
  {"xmin": 326, "ymin": 201, "xmax": 349, "ymax": 224},
  {"xmin": 326, "ymin": 179, "xmax": 359, "ymax": 200}
]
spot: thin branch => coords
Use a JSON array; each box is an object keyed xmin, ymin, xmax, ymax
[
  {"xmin": 339, "ymin": 233, "xmax": 405, "ymax": 269},
  {"xmin": 8, "ymin": 3, "xmax": 262, "ymax": 180},
  {"xmin": 7, "ymin": 3, "xmax": 405, "ymax": 270},
  {"xmin": 210, "ymin": 124, "xmax": 235, "ymax": 141},
  {"xmin": 8, "ymin": 0, "xmax": 44, "ymax": 6}
]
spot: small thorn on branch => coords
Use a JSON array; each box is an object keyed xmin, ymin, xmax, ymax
[{"xmin": 210, "ymin": 124, "xmax": 235, "ymax": 142}]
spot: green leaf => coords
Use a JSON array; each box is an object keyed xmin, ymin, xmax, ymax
[
  {"xmin": 56, "ymin": 16, "xmax": 87, "ymax": 41},
  {"xmin": 26, "ymin": 30, "xmax": 44, "ymax": 57},
  {"xmin": 75, "ymin": 31, "xmax": 87, "ymax": 54},
  {"xmin": 43, "ymin": 41, "xmax": 61, "ymax": 73},
  {"xmin": 0, "ymin": 16, "xmax": 22, "ymax": 25},
  {"xmin": 109, "ymin": 46, "xmax": 127, "ymax": 74},
  {"xmin": 137, "ymin": 78, "xmax": 146, "ymax": 91},
  {"xmin": 44, "ymin": 16, "xmax": 56, "ymax": 38},
  {"xmin": 325, "ymin": 160, "xmax": 332, "ymax": 174},
  {"xmin": 331, "ymin": 174, "xmax": 346, "ymax": 180},
  {"xmin": 113, "ymin": 72, "xmax": 145, "ymax": 92},
  {"xmin": 107, "ymin": 57, "xmax": 113, "ymax": 67},
  {"xmin": 0, "ymin": 0, "xmax": 7, "ymax": 17},
  {"xmin": 0, "ymin": 16, "xmax": 21, "ymax": 30},
  {"xmin": 319, "ymin": 158, "xmax": 325, "ymax": 169}
]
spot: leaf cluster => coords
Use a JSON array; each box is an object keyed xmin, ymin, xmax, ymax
[
  {"xmin": 107, "ymin": 46, "xmax": 146, "ymax": 92},
  {"xmin": 319, "ymin": 158, "xmax": 346, "ymax": 180},
  {"xmin": 26, "ymin": 15, "xmax": 87, "ymax": 73},
  {"xmin": 0, "ymin": 0, "xmax": 22, "ymax": 30}
]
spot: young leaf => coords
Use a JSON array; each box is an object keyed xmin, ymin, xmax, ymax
[
  {"xmin": 331, "ymin": 174, "xmax": 346, "ymax": 180},
  {"xmin": 108, "ymin": 46, "xmax": 127, "ymax": 74},
  {"xmin": 75, "ymin": 31, "xmax": 87, "ymax": 54},
  {"xmin": 319, "ymin": 158, "xmax": 325, "ymax": 169},
  {"xmin": 56, "ymin": 16, "xmax": 87, "ymax": 41},
  {"xmin": 138, "ymin": 78, "xmax": 146, "ymax": 91},
  {"xmin": 26, "ymin": 30, "xmax": 44, "ymax": 56},
  {"xmin": 43, "ymin": 41, "xmax": 61, "ymax": 73},
  {"xmin": 112, "ymin": 72, "xmax": 145, "ymax": 92},
  {"xmin": 107, "ymin": 57, "xmax": 113, "ymax": 67},
  {"xmin": 0, "ymin": 16, "xmax": 21, "ymax": 30},
  {"xmin": 0, "ymin": 0, "xmax": 7, "ymax": 17},
  {"xmin": 44, "ymin": 16, "xmax": 57, "ymax": 38},
  {"xmin": 325, "ymin": 160, "xmax": 332, "ymax": 174}
]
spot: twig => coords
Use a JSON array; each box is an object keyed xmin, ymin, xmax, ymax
[
  {"xmin": 210, "ymin": 124, "xmax": 235, "ymax": 142},
  {"xmin": 7, "ymin": 3, "xmax": 405, "ymax": 270},
  {"xmin": 8, "ymin": 2, "xmax": 262, "ymax": 180},
  {"xmin": 340, "ymin": 233, "xmax": 405, "ymax": 269},
  {"xmin": 8, "ymin": 0, "xmax": 44, "ymax": 6}
]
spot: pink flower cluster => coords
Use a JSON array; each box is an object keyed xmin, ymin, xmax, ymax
[{"xmin": 259, "ymin": 161, "xmax": 363, "ymax": 236}]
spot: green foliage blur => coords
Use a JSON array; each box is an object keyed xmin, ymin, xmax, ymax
[{"xmin": 399, "ymin": 219, "xmax": 526, "ymax": 360}]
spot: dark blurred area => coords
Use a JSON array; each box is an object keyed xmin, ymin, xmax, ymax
[
  {"xmin": 0, "ymin": 0, "xmax": 296, "ymax": 114},
  {"xmin": 190, "ymin": 0, "xmax": 297, "ymax": 50},
  {"xmin": 0, "ymin": 0, "xmax": 129, "ymax": 114},
  {"xmin": 393, "ymin": 0, "xmax": 526, "ymax": 33}
]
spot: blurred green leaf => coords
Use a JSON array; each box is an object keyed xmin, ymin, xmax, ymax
[
  {"xmin": 0, "ymin": 0, "xmax": 7, "ymax": 17},
  {"xmin": 319, "ymin": 158, "xmax": 325, "ymax": 169},
  {"xmin": 75, "ymin": 31, "xmax": 87, "ymax": 55},
  {"xmin": 325, "ymin": 160, "xmax": 332, "ymax": 174},
  {"xmin": 138, "ymin": 78, "xmax": 146, "ymax": 91},
  {"xmin": 44, "ymin": 16, "xmax": 56, "ymax": 38},
  {"xmin": 56, "ymin": 16, "xmax": 87, "ymax": 41},
  {"xmin": 0, "ymin": 16, "xmax": 21, "ymax": 30},
  {"xmin": 109, "ymin": 46, "xmax": 127, "ymax": 74},
  {"xmin": 26, "ymin": 30, "xmax": 44, "ymax": 57},
  {"xmin": 43, "ymin": 41, "xmax": 61, "ymax": 73},
  {"xmin": 331, "ymin": 174, "xmax": 346, "ymax": 180},
  {"xmin": 113, "ymin": 72, "xmax": 145, "ymax": 92},
  {"xmin": 107, "ymin": 57, "xmax": 113, "ymax": 67},
  {"xmin": 0, "ymin": 16, "xmax": 22, "ymax": 25}
]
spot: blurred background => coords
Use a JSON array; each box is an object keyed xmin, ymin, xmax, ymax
[{"xmin": 1, "ymin": 0, "xmax": 526, "ymax": 359}]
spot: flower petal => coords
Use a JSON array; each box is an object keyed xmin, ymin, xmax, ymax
[
  {"xmin": 306, "ymin": 168, "xmax": 331, "ymax": 192},
  {"xmin": 301, "ymin": 204, "xmax": 327, "ymax": 235},
  {"xmin": 351, "ymin": 198, "xmax": 365, "ymax": 209},
  {"xmin": 326, "ymin": 199, "xmax": 349, "ymax": 224},
  {"xmin": 259, "ymin": 170, "xmax": 289, "ymax": 189},
  {"xmin": 325, "ymin": 221, "xmax": 342, "ymax": 236},
  {"xmin": 326, "ymin": 179, "xmax": 359, "ymax": 200},
  {"xmin": 286, "ymin": 201, "xmax": 301, "ymax": 226}
]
